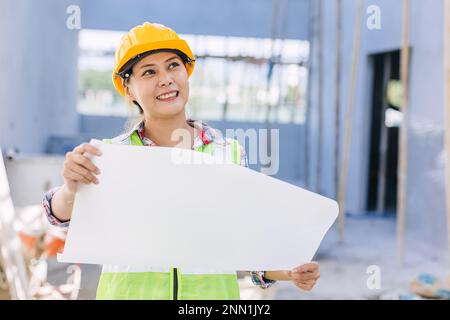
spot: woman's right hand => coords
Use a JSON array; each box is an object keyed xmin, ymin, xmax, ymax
[{"xmin": 62, "ymin": 142, "xmax": 102, "ymax": 194}]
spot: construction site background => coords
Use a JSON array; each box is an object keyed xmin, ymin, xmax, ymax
[{"xmin": 1, "ymin": 0, "xmax": 450, "ymax": 300}]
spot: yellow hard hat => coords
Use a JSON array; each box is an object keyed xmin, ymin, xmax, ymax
[{"xmin": 112, "ymin": 22, "xmax": 195, "ymax": 96}]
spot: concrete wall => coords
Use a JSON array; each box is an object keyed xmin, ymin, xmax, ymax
[
  {"xmin": 312, "ymin": 0, "xmax": 447, "ymax": 251},
  {"xmin": 0, "ymin": 0, "xmax": 80, "ymax": 156},
  {"xmin": 406, "ymin": 0, "xmax": 446, "ymax": 253}
]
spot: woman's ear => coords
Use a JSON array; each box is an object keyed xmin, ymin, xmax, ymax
[{"xmin": 124, "ymin": 83, "xmax": 136, "ymax": 101}]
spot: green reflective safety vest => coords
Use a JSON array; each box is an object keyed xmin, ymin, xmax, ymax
[{"xmin": 96, "ymin": 131, "xmax": 242, "ymax": 300}]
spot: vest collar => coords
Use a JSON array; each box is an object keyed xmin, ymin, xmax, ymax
[{"xmin": 125, "ymin": 119, "xmax": 225, "ymax": 147}]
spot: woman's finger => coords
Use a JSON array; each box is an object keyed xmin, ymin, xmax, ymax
[
  {"xmin": 71, "ymin": 153, "xmax": 101, "ymax": 174},
  {"xmin": 298, "ymin": 285, "xmax": 313, "ymax": 291},
  {"xmin": 296, "ymin": 282, "xmax": 314, "ymax": 291},
  {"xmin": 297, "ymin": 262, "xmax": 319, "ymax": 273},
  {"xmin": 66, "ymin": 162, "xmax": 98, "ymax": 183},
  {"xmin": 295, "ymin": 279, "xmax": 316, "ymax": 287},
  {"xmin": 74, "ymin": 143, "xmax": 102, "ymax": 157},
  {"xmin": 63, "ymin": 168, "xmax": 91, "ymax": 184},
  {"xmin": 292, "ymin": 271, "xmax": 320, "ymax": 281}
]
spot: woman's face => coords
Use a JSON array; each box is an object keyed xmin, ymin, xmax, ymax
[{"xmin": 125, "ymin": 51, "xmax": 189, "ymax": 119}]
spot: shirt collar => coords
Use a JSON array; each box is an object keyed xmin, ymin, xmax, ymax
[{"xmin": 130, "ymin": 119, "xmax": 223, "ymax": 148}]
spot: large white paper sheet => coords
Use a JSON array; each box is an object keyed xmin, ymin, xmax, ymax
[{"xmin": 58, "ymin": 139, "xmax": 338, "ymax": 270}]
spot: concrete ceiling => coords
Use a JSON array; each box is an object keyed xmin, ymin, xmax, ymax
[{"xmin": 81, "ymin": 0, "xmax": 311, "ymax": 40}]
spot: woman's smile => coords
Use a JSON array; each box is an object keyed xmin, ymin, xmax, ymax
[{"xmin": 156, "ymin": 90, "xmax": 179, "ymax": 102}]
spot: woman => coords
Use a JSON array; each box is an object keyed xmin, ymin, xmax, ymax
[{"xmin": 42, "ymin": 22, "xmax": 320, "ymax": 300}]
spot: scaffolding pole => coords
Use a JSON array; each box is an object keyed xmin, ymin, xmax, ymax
[
  {"xmin": 444, "ymin": 0, "xmax": 450, "ymax": 268},
  {"xmin": 337, "ymin": 0, "xmax": 364, "ymax": 241},
  {"xmin": 304, "ymin": 0, "xmax": 316, "ymax": 190},
  {"xmin": 316, "ymin": 0, "xmax": 324, "ymax": 193},
  {"xmin": 397, "ymin": 0, "xmax": 411, "ymax": 266},
  {"xmin": 335, "ymin": 0, "xmax": 342, "ymax": 198}
]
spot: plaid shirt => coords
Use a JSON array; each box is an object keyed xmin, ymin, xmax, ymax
[{"xmin": 42, "ymin": 119, "xmax": 276, "ymax": 289}]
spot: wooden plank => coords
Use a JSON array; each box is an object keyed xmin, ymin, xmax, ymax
[
  {"xmin": 335, "ymin": 0, "xmax": 342, "ymax": 198},
  {"xmin": 316, "ymin": 0, "xmax": 324, "ymax": 193},
  {"xmin": 304, "ymin": 0, "xmax": 316, "ymax": 189},
  {"xmin": 337, "ymin": 0, "xmax": 364, "ymax": 241},
  {"xmin": 396, "ymin": 0, "xmax": 411, "ymax": 266}
]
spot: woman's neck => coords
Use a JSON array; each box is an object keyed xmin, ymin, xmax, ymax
[{"xmin": 143, "ymin": 113, "xmax": 195, "ymax": 148}]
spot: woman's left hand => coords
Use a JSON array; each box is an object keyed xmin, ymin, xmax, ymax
[{"xmin": 289, "ymin": 262, "xmax": 320, "ymax": 291}]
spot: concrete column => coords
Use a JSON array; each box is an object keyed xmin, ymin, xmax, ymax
[{"xmin": 0, "ymin": 0, "xmax": 80, "ymax": 155}]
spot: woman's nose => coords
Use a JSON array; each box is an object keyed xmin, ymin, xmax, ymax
[{"xmin": 157, "ymin": 71, "xmax": 173, "ymax": 87}]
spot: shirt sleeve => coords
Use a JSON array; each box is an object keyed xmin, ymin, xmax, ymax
[
  {"xmin": 42, "ymin": 186, "xmax": 71, "ymax": 228},
  {"xmin": 249, "ymin": 271, "xmax": 277, "ymax": 289},
  {"xmin": 238, "ymin": 142, "xmax": 277, "ymax": 289}
]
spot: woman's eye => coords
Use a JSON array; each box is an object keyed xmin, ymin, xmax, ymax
[
  {"xmin": 142, "ymin": 69, "xmax": 155, "ymax": 76},
  {"xmin": 169, "ymin": 62, "xmax": 180, "ymax": 69}
]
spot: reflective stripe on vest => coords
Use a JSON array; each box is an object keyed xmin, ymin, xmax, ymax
[{"xmin": 96, "ymin": 131, "xmax": 241, "ymax": 300}]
